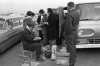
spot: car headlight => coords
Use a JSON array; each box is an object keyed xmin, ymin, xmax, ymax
[{"xmin": 78, "ymin": 29, "xmax": 95, "ymax": 37}]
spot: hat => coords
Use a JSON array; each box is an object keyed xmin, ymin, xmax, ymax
[
  {"xmin": 67, "ymin": 2, "xmax": 75, "ymax": 7},
  {"xmin": 39, "ymin": 9, "xmax": 45, "ymax": 14},
  {"xmin": 63, "ymin": 7, "xmax": 68, "ymax": 10},
  {"xmin": 47, "ymin": 8, "xmax": 53, "ymax": 13},
  {"xmin": 63, "ymin": 7, "xmax": 68, "ymax": 13},
  {"xmin": 26, "ymin": 11, "xmax": 35, "ymax": 16}
]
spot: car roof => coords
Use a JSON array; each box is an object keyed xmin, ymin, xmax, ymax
[{"xmin": 76, "ymin": 2, "xmax": 100, "ymax": 5}]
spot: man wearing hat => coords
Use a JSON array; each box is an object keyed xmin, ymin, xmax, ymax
[
  {"xmin": 60, "ymin": 2, "xmax": 80, "ymax": 66},
  {"xmin": 22, "ymin": 11, "xmax": 45, "ymax": 61}
]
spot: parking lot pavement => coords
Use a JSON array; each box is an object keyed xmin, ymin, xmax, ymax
[
  {"xmin": 0, "ymin": 44, "xmax": 22, "ymax": 66},
  {"xmin": 1, "ymin": 42, "xmax": 100, "ymax": 66},
  {"xmin": 76, "ymin": 48, "xmax": 100, "ymax": 66},
  {"xmin": 0, "ymin": 43, "xmax": 69, "ymax": 66}
]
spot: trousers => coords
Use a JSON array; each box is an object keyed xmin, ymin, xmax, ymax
[
  {"xmin": 23, "ymin": 42, "xmax": 42, "ymax": 59},
  {"xmin": 64, "ymin": 33, "xmax": 77, "ymax": 66}
]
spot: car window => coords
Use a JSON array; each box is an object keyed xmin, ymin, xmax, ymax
[{"xmin": 77, "ymin": 3, "xmax": 100, "ymax": 20}]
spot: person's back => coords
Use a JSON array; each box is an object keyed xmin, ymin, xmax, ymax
[
  {"xmin": 47, "ymin": 12, "xmax": 59, "ymax": 40},
  {"xmin": 62, "ymin": 8, "xmax": 80, "ymax": 36},
  {"xmin": 47, "ymin": 8, "xmax": 59, "ymax": 60},
  {"xmin": 60, "ymin": 2, "xmax": 80, "ymax": 66},
  {"xmin": 69, "ymin": 9, "xmax": 80, "ymax": 31},
  {"xmin": 61, "ymin": 13, "xmax": 73, "ymax": 36}
]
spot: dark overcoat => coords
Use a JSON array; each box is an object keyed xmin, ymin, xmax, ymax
[{"xmin": 47, "ymin": 13, "xmax": 59, "ymax": 40}]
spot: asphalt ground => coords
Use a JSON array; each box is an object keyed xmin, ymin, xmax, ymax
[{"xmin": 0, "ymin": 42, "xmax": 100, "ymax": 66}]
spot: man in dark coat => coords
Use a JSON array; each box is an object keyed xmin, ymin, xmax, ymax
[
  {"xmin": 60, "ymin": 2, "xmax": 80, "ymax": 66},
  {"xmin": 37, "ymin": 9, "xmax": 48, "ymax": 24},
  {"xmin": 47, "ymin": 8, "xmax": 59, "ymax": 42},
  {"xmin": 47, "ymin": 8, "xmax": 59, "ymax": 60},
  {"xmin": 22, "ymin": 11, "xmax": 46, "ymax": 61}
]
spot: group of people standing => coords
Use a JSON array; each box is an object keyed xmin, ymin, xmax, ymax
[{"xmin": 21, "ymin": 1, "xmax": 80, "ymax": 66}]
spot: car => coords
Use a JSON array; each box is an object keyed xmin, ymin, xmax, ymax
[
  {"xmin": 76, "ymin": 2, "xmax": 100, "ymax": 48},
  {"xmin": 0, "ymin": 28, "xmax": 23, "ymax": 53},
  {"xmin": 0, "ymin": 17, "xmax": 23, "ymax": 53}
]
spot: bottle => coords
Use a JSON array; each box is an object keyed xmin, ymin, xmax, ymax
[{"xmin": 51, "ymin": 45, "xmax": 57, "ymax": 60}]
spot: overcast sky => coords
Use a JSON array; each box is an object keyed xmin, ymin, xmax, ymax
[{"xmin": 0, "ymin": 0, "xmax": 100, "ymax": 13}]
